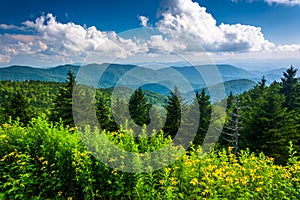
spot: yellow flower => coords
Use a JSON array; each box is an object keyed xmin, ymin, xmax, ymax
[
  {"xmin": 228, "ymin": 146, "xmax": 234, "ymax": 152},
  {"xmin": 120, "ymin": 155, "xmax": 125, "ymax": 159},
  {"xmin": 201, "ymin": 189, "xmax": 209, "ymax": 196},
  {"xmin": 225, "ymin": 177, "xmax": 232, "ymax": 183},
  {"xmin": 57, "ymin": 191, "xmax": 63, "ymax": 196},
  {"xmin": 2, "ymin": 123, "xmax": 8, "ymax": 128},
  {"xmin": 241, "ymin": 177, "xmax": 249, "ymax": 185},
  {"xmin": 255, "ymin": 187, "xmax": 263, "ymax": 192},
  {"xmin": 164, "ymin": 167, "xmax": 171, "ymax": 174},
  {"xmin": 108, "ymin": 158, "xmax": 115, "ymax": 162},
  {"xmin": 111, "ymin": 131, "xmax": 117, "ymax": 136},
  {"xmin": 190, "ymin": 178, "xmax": 198, "ymax": 185},
  {"xmin": 280, "ymin": 173, "xmax": 291, "ymax": 179},
  {"xmin": 38, "ymin": 157, "xmax": 45, "ymax": 161},
  {"xmin": 111, "ymin": 169, "xmax": 118, "ymax": 175},
  {"xmin": 170, "ymin": 177, "xmax": 177, "ymax": 185},
  {"xmin": 185, "ymin": 161, "xmax": 193, "ymax": 167},
  {"xmin": 159, "ymin": 179, "xmax": 165, "ymax": 185}
]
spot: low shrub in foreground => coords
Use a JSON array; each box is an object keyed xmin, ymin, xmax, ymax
[{"xmin": 0, "ymin": 117, "xmax": 300, "ymax": 199}]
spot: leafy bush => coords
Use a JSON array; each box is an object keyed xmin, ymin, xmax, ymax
[{"xmin": 1, "ymin": 117, "xmax": 300, "ymax": 199}]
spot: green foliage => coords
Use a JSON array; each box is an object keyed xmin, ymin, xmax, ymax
[
  {"xmin": 0, "ymin": 80, "xmax": 63, "ymax": 123},
  {"xmin": 280, "ymin": 66, "xmax": 299, "ymax": 110},
  {"xmin": 163, "ymin": 87, "xmax": 184, "ymax": 138},
  {"xmin": 219, "ymin": 92, "xmax": 241, "ymax": 152},
  {"xmin": 129, "ymin": 87, "xmax": 152, "ymax": 126},
  {"xmin": 241, "ymin": 83, "xmax": 290, "ymax": 163},
  {"xmin": 95, "ymin": 91, "xmax": 117, "ymax": 131},
  {"xmin": 190, "ymin": 89, "xmax": 212, "ymax": 146},
  {"xmin": 0, "ymin": 65, "xmax": 300, "ymax": 199},
  {"xmin": 0, "ymin": 117, "xmax": 83, "ymax": 199},
  {"xmin": 238, "ymin": 68, "xmax": 300, "ymax": 164},
  {"xmin": 4, "ymin": 90, "xmax": 32, "ymax": 124},
  {"xmin": 1, "ymin": 119, "xmax": 300, "ymax": 199},
  {"xmin": 50, "ymin": 70, "xmax": 76, "ymax": 127}
]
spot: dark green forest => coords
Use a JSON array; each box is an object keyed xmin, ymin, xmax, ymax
[{"xmin": 0, "ymin": 66, "xmax": 299, "ymax": 199}]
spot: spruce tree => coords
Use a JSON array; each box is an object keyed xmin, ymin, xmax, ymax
[
  {"xmin": 242, "ymin": 82, "xmax": 294, "ymax": 163},
  {"xmin": 96, "ymin": 92, "xmax": 117, "ymax": 131},
  {"xmin": 163, "ymin": 86, "xmax": 183, "ymax": 138},
  {"xmin": 249, "ymin": 76, "xmax": 267, "ymax": 100},
  {"xmin": 128, "ymin": 87, "xmax": 152, "ymax": 126},
  {"xmin": 280, "ymin": 66, "xmax": 299, "ymax": 110},
  {"xmin": 51, "ymin": 70, "xmax": 76, "ymax": 127},
  {"xmin": 112, "ymin": 97, "xmax": 127, "ymax": 129},
  {"xmin": 193, "ymin": 89, "xmax": 212, "ymax": 146}
]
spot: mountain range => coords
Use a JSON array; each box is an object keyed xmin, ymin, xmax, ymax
[{"xmin": 0, "ymin": 63, "xmax": 287, "ymax": 101}]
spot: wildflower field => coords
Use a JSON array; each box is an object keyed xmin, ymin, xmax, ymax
[{"xmin": 1, "ymin": 117, "xmax": 300, "ymax": 199}]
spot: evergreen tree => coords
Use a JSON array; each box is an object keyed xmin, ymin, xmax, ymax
[
  {"xmin": 280, "ymin": 66, "xmax": 299, "ymax": 110},
  {"xmin": 226, "ymin": 91, "xmax": 235, "ymax": 110},
  {"xmin": 51, "ymin": 70, "xmax": 76, "ymax": 127},
  {"xmin": 112, "ymin": 97, "xmax": 127, "ymax": 129},
  {"xmin": 147, "ymin": 105, "xmax": 163, "ymax": 134},
  {"xmin": 72, "ymin": 84, "xmax": 98, "ymax": 129},
  {"xmin": 242, "ymin": 82, "xmax": 294, "ymax": 163},
  {"xmin": 128, "ymin": 87, "xmax": 152, "ymax": 126},
  {"xmin": 95, "ymin": 91, "xmax": 117, "ymax": 131},
  {"xmin": 4, "ymin": 90, "xmax": 31, "ymax": 124},
  {"xmin": 249, "ymin": 76, "xmax": 267, "ymax": 100},
  {"xmin": 193, "ymin": 89, "xmax": 212, "ymax": 146},
  {"xmin": 163, "ymin": 86, "xmax": 184, "ymax": 138}
]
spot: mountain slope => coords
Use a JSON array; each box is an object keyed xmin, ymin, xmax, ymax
[{"xmin": 0, "ymin": 63, "xmax": 259, "ymax": 98}]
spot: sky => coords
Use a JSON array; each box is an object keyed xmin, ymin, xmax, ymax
[{"xmin": 0, "ymin": 0, "xmax": 300, "ymax": 69}]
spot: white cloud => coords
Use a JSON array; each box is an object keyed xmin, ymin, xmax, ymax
[
  {"xmin": 148, "ymin": 35, "xmax": 186, "ymax": 52},
  {"xmin": 0, "ymin": 54, "xmax": 11, "ymax": 64},
  {"xmin": 0, "ymin": 14, "xmax": 146, "ymax": 65},
  {"xmin": 230, "ymin": 0, "xmax": 300, "ymax": 6},
  {"xmin": 138, "ymin": 16, "xmax": 149, "ymax": 27},
  {"xmin": 265, "ymin": 0, "xmax": 300, "ymax": 6},
  {"xmin": 0, "ymin": 24, "xmax": 25, "ymax": 30},
  {"xmin": 157, "ymin": 0, "xmax": 274, "ymax": 53},
  {"xmin": 278, "ymin": 43, "xmax": 300, "ymax": 51},
  {"xmin": 0, "ymin": 1, "xmax": 300, "ymax": 67},
  {"xmin": 219, "ymin": 23, "xmax": 275, "ymax": 52}
]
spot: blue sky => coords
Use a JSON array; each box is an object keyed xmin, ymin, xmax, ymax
[{"xmin": 0, "ymin": 0, "xmax": 300, "ymax": 69}]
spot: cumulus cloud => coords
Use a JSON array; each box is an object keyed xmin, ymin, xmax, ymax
[
  {"xmin": 0, "ymin": 1, "xmax": 300, "ymax": 66},
  {"xmin": 157, "ymin": 0, "xmax": 274, "ymax": 53},
  {"xmin": 138, "ymin": 16, "xmax": 149, "ymax": 27},
  {"xmin": 0, "ymin": 14, "xmax": 146, "ymax": 65},
  {"xmin": 148, "ymin": 35, "xmax": 186, "ymax": 52}
]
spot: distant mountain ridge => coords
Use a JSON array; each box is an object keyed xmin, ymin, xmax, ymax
[{"xmin": 0, "ymin": 63, "xmax": 284, "ymax": 100}]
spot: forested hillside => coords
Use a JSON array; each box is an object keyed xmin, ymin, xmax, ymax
[{"xmin": 0, "ymin": 66, "xmax": 299, "ymax": 199}]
